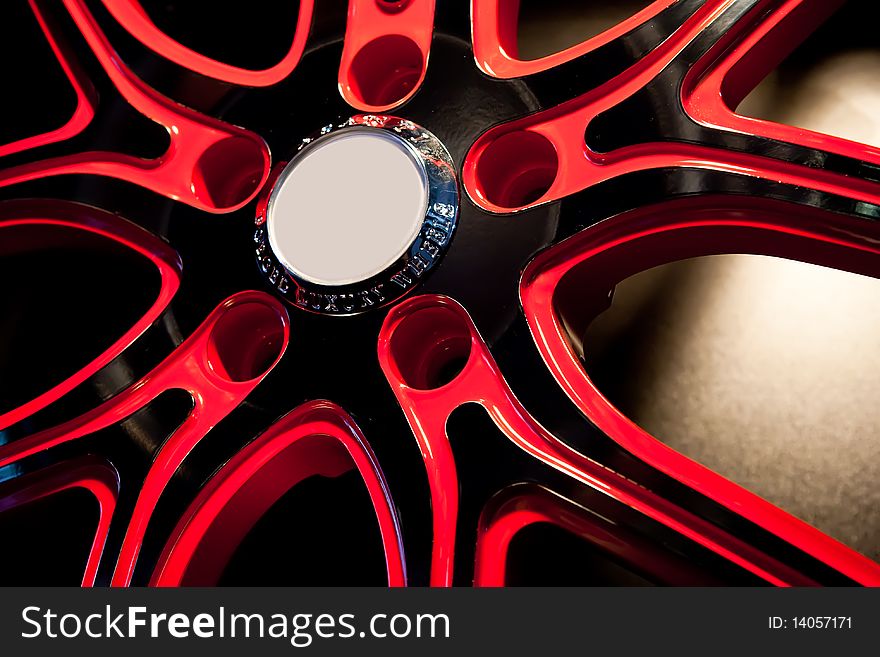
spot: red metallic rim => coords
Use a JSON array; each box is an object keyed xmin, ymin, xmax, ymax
[{"xmin": 1, "ymin": 0, "xmax": 879, "ymax": 586}]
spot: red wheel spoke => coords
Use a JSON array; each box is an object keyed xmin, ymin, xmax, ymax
[
  {"xmin": 98, "ymin": 0, "xmax": 314, "ymax": 86},
  {"xmin": 0, "ymin": 292, "xmax": 290, "ymax": 585},
  {"xmin": 339, "ymin": 0, "xmax": 435, "ymax": 111},
  {"xmin": 378, "ymin": 294, "xmax": 808, "ymax": 586},
  {"xmin": 0, "ymin": 0, "xmax": 271, "ymax": 213},
  {"xmin": 151, "ymin": 400, "xmax": 406, "ymax": 587},
  {"xmin": 464, "ymin": 0, "xmax": 880, "ymax": 214},
  {"xmin": 682, "ymin": 0, "xmax": 880, "ymax": 166},
  {"xmin": 0, "ymin": 0, "xmax": 96, "ymax": 158}
]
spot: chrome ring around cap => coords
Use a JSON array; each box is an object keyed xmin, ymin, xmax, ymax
[{"xmin": 254, "ymin": 115, "xmax": 459, "ymax": 316}]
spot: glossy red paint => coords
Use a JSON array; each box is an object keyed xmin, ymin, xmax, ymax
[
  {"xmin": 151, "ymin": 400, "xmax": 406, "ymax": 586},
  {"xmin": 0, "ymin": 457, "xmax": 118, "ymax": 586},
  {"xmin": 0, "ymin": 0, "xmax": 270, "ymax": 213},
  {"xmin": 378, "ymin": 294, "xmax": 811, "ymax": 587},
  {"xmin": 0, "ymin": 0, "xmax": 96, "ymax": 158},
  {"xmin": 339, "ymin": 0, "xmax": 435, "ymax": 111},
  {"xmin": 98, "ymin": 0, "xmax": 314, "ymax": 86},
  {"xmin": 0, "ymin": 291, "xmax": 290, "ymax": 585},
  {"xmin": 519, "ymin": 194, "xmax": 880, "ymax": 586},
  {"xmin": 681, "ymin": 0, "xmax": 880, "ymax": 167},
  {"xmin": 0, "ymin": 199, "xmax": 182, "ymax": 432},
  {"xmin": 474, "ymin": 483, "xmax": 722, "ymax": 586},
  {"xmin": 2, "ymin": 0, "xmax": 876, "ymax": 589},
  {"xmin": 463, "ymin": 0, "xmax": 880, "ymax": 213},
  {"xmin": 471, "ymin": 0, "xmax": 677, "ymax": 78}
]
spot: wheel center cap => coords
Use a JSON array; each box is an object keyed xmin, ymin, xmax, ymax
[
  {"xmin": 254, "ymin": 116, "xmax": 459, "ymax": 315},
  {"xmin": 268, "ymin": 127, "xmax": 428, "ymax": 286}
]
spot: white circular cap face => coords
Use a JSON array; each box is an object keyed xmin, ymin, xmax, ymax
[{"xmin": 267, "ymin": 127, "xmax": 429, "ymax": 287}]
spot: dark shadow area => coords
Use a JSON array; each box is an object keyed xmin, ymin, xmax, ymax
[{"xmin": 219, "ymin": 471, "xmax": 387, "ymax": 586}]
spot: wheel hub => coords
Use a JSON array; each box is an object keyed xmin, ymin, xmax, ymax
[{"xmin": 255, "ymin": 116, "xmax": 459, "ymax": 315}]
